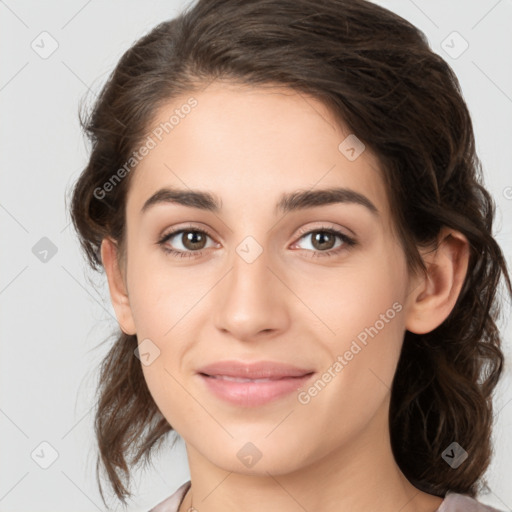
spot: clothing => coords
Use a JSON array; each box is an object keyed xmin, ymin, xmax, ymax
[
  {"xmin": 437, "ymin": 493, "xmax": 504, "ymax": 512},
  {"xmin": 148, "ymin": 481, "xmax": 190, "ymax": 512},
  {"xmin": 148, "ymin": 480, "xmax": 505, "ymax": 512}
]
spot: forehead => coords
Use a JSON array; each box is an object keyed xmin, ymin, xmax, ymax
[{"xmin": 127, "ymin": 81, "xmax": 390, "ymax": 221}]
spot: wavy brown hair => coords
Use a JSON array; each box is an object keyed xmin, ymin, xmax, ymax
[{"xmin": 68, "ymin": 0, "xmax": 512, "ymax": 507}]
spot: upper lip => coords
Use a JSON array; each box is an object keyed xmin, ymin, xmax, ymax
[{"xmin": 197, "ymin": 360, "xmax": 314, "ymax": 379}]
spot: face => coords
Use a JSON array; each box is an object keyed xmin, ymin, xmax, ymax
[{"xmin": 116, "ymin": 81, "xmax": 418, "ymax": 475}]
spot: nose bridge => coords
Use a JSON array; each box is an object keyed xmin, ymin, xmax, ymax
[{"xmin": 212, "ymin": 233, "xmax": 289, "ymax": 339}]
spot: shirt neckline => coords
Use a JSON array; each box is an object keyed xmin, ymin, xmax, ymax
[{"xmin": 175, "ymin": 482, "xmax": 449, "ymax": 512}]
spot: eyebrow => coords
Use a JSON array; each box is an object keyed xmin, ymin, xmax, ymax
[{"xmin": 140, "ymin": 186, "xmax": 379, "ymax": 217}]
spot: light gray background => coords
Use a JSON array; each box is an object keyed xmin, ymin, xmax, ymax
[{"xmin": 1, "ymin": 1, "xmax": 511, "ymax": 511}]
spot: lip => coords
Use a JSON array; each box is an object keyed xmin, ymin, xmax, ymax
[
  {"xmin": 196, "ymin": 360, "xmax": 316, "ymax": 407},
  {"xmin": 196, "ymin": 360, "xmax": 314, "ymax": 379}
]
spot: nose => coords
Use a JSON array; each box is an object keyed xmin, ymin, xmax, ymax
[{"xmin": 213, "ymin": 241, "xmax": 290, "ymax": 342}]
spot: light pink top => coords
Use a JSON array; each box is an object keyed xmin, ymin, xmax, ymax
[{"xmin": 148, "ymin": 481, "xmax": 505, "ymax": 512}]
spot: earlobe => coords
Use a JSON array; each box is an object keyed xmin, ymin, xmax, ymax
[
  {"xmin": 100, "ymin": 237, "xmax": 137, "ymax": 335},
  {"xmin": 405, "ymin": 227, "xmax": 470, "ymax": 335}
]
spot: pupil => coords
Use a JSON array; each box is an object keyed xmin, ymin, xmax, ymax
[
  {"xmin": 314, "ymin": 231, "xmax": 334, "ymax": 250},
  {"xmin": 184, "ymin": 231, "xmax": 205, "ymax": 250}
]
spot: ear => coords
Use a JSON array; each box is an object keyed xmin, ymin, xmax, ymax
[
  {"xmin": 100, "ymin": 237, "xmax": 137, "ymax": 335},
  {"xmin": 405, "ymin": 227, "xmax": 470, "ymax": 335}
]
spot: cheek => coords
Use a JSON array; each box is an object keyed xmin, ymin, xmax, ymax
[
  {"xmin": 296, "ymin": 245, "xmax": 407, "ymax": 410},
  {"xmin": 126, "ymin": 249, "xmax": 207, "ymax": 338},
  {"xmin": 294, "ymin": 246, "xmax": 407, "ymax": 346},
  {"xmin": 141, "ymin": 363, "xmax": 201, "ymax": 441},
  {"xmin": 294, "ymin": 305, "xmax": 405, "ymax": 453},
  {"xmin": 127, "ymin": 254, "xmax": 212, "ymax": 432}
]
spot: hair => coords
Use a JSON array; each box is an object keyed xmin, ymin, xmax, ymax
[{"xmin": 69, "ymin": 0, "xmax": 512, "ymax": 507}]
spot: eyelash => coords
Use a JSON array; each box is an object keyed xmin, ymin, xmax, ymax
[{"xmin": 157, "ymin": 224, "xmax": 357, "ymax": 259}]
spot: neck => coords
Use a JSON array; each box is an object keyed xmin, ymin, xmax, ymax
[{"xmin": 178, "ymin": 401, "xmax": 443, "ymax": 512}]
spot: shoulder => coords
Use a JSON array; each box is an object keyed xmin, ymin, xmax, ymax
[
  {"xmin": 438, "ymin": 492, "xmax": 505, "ymax": 512},
  {"xmin": 148, "ymin": 480, "xmax": 191, "ymax": 512}
]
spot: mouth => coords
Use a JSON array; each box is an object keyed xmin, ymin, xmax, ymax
[
  {"xmin": 200, "ymin": 374, "xmax": 313, "ymax": 382},
  {"xmin": 196, "ymin": 363, "xmax": 316, "ymax": 407},
  {"xmin": 196, "ymin": 359, "xmax": 315, "ymax": 380}
]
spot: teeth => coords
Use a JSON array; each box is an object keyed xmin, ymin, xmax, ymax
[{"xmin": 213, "ymin": 376, "xmax": 274, "ymax": 382}]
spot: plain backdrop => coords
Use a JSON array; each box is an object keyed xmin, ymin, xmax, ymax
[{"xmin": 1, "ymin": 1, "xmax": 511, "ymax": 511}]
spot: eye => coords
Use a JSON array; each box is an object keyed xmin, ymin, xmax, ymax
[
  {"xmin": 157, "ymin": 225, "xmax": 218, "ymax": 258},
  {"xmin": 157, "ymin": 224, "xmax": 357, "ymax": 259},
  {"xmin": 291, "ymin": 225, "xmax": 357, "ymax": 258}
]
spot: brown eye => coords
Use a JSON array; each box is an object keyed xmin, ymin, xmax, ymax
[
  {"xmin": 158, "ymin": 227, "xmax": 217, "ymax": 257},
  {"xmin": 310, "ymin": 231, "xmax": 337, "ymax": 251},
  {"xmin": 180, "ymin": 230, "xmax": 208, "ymax": 250},
  {"xmin": 292, "ymin": 227, "xmax": 357, "ymax": 258}
]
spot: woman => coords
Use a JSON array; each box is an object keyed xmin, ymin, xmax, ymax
[{"xmin": 69, "ymin": 0, "xmax": 511, "ymax": 511}]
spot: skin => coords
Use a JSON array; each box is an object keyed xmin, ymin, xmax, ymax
[{"xmin": 101, "ymin": 81, "xmax": 469, "ymax": 512}]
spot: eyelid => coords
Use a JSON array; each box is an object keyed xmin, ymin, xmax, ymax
[
  {"xmin": 158, "ymin": 222, "xmax": 352, "ymax": 243},
  {"xmin": 294, "ymin": 222, "xmax": 352, "ymax": 239},
  {"xmin": 159, "ymin": 222, "xmax": 216, "ymax": 239},
  {"xmin": 157, "ymin": 223, "xmax": 219, "ymax": 246},
  {"xmin": 290, "ymin": 223, "xmax": 357, "ymax": 254},
  {"xmin": 157, "ymin": 222, "xmax": 357, "ymax": 258}
]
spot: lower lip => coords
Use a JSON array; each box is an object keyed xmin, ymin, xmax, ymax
[{"xmin": 198, "ymin": 373, "xmax": 315, "ymax": 407}]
